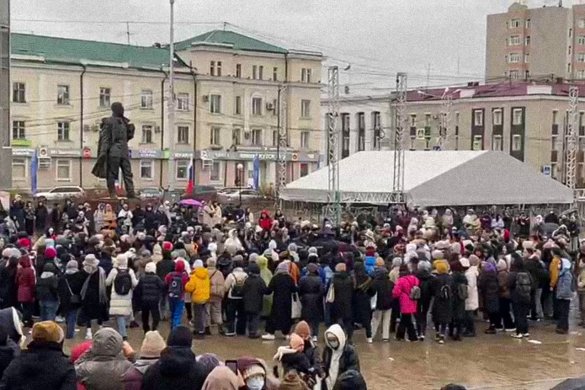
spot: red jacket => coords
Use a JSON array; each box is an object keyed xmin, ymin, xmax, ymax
[
  {"xmin": 259, "ymin": 216, "xmax": 273, "ymax": 231},
  {"xmin": 392, "ymin": 274, "xmax": 419, "ymax": 314},
  {"xmin": 16, "ymin": 257, "xmax": 35, "ymax": 303}
]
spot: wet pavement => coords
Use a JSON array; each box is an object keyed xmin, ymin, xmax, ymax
[{"xmin": 59, "ymin": 318, "xmax": 585, "ymax": 389}]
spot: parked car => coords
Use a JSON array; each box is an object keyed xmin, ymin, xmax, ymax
[
  {"xmin": 138, "ymin": 187, "xmax": 164, "ymax": 201},
  {"xmin": 34, "ymin": 186, "xmax": 85, "ymax": 202},
  {"xmin": 218, "ymin": 188, "xmax": 263, "ymax": 204},
  {"xmin": 180, "ymin": 185, "xmax": 218, "ymax": 203}
]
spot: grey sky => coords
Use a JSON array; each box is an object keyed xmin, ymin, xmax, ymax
[{"xmin": 10, "ymin": 0, "xmax": 567, "ymax": 90}]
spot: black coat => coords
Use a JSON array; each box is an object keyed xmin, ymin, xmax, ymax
[
  {"xmin": 36, "ymin": 274, "xmax": 59, "ymax": 302},
  {"xmin": 331, "ymin": 272, "xmax": 354, "ymax": 320},
  {"xmin": 35, "ymin": 206, "xmax": 48, "ymax": 231},
  {"xmin": 431, "ymin": 273, "xmax": 453, "ymax": 324},
  {"xmin": 322, "ymin": 345, "xmax": 360, "ymax": 390},
  {"xmin": 79, "ymin": 270, "xmax": 108, "ymax": 322},
  {"xmin": 137, "ymin": 273, "xmax": 165, "ymax": 305},
  {"xmin": 478, "ymin": 271, "xmax": 500, "ymax": 313},
  {"xmin": 333, "ymin": 369, "xmax": 367, "ymax": 390},
  {"xmin": 266, "ymin": 273, "xmax": 297, "ymax": 332},
  {"xmin": 415, "ymin": 269, "xmax": 434, "ymax": 313},
  {"xmin": 142, "ymin": 347, "xmax": 206, "ymax": 390},
  {"xmin": 156, "ymin": 259, "xmax": 175, "ymax": 281},
  {"xmin": 0, "ymin": 339, "xmax": 18, "ymax": 380},
  {"xmin": 452, "ymin": 271, "xmax": 468, "ymax": 321},
  {"xmin": 242, "ymin": 273, "xmax": 267, "ymax": 314},
  {"xmin": 57, "ymin": 272, "xmax": 85, "ymax": 312},
  {"xmin": 0, "ymin": 266, "xmax": 17, "ymax": 309},
  {"xmin": 371, "ymin": 268, "xmax": 393, "ymax": 311},
  {"xmin": 299, "ymin": 273, "xmax": 324, "ymax": 322},
  {"xmin": 281, "ymin": 351, "xmax": 312, "ymax": 375},
  {"xmin": 0, "ymin": 342, "xmax": 76, "ymax": 390}
]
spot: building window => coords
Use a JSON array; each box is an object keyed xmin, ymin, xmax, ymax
[
  {"xmin": 579, "ymin": 19, "xmax": 585, "ymax": 29},
  {"xmin": 12, "ymin": 121, "xmax": 25, "ymax": 140},
  {"xmin": 140, "ymin": 160, "xmax": 153, "ymax": 180},
  {"xmin": 580, "ymin": 70, "xmax": 585, "ymax": 80},
  {"xmin": 252, "ymin": 97, "xmax": 263, "ymax": 116},
  {"xmin": 553, "ymin": 110, "xmax": 559, "ymax": 126},
  {"xmin": 252, "ymin": 65, "xmax": 257, "ymax": 80},
  {"xmin": 57, "ymin": 122, "xmax": 70, "ymax": 141},
  {"xmin": 508, "ymin": 53, "xmax": 521, "ymax": 63},
  {"xmin": 525, "ymin": 19, "xmax": 531, "ymax": 28},
  {"xmin": 512, "ymin": 134, "xmax": 522, "ymax": 151},
  {"xmin": 300, "ymin": 131, "xmax": 310, "ymax": 149},
  {"xmin": 210, "ymin": 61, "xmax": 215, "ymax": 76},
  {"xmin": 510, "ymin": 19, "xmax": 521, "ymax": 28},
  {"xmin": 373, "ymin": 111, "xmax": 381, "ymax": 149},
  {"xmin": 258, "ymin": 65, "xmax": 264, "ymax": 80},
  {"xmin": 141, "ymin": 90, "xmax": 153, "ymax": 109},
  {"xmin": 524, "ymin": 53, "xmax": 529, "ymax": 63},
  {"xmin": 473, "ymin": 110, "xmax": 483, "ymax": 126},
  {"xmin": 510, "ymin": 70, "xmax": 520, "ymax": 79},
  {"xmin": 210, "ymin": 126, "xmax": 221, "ymax": 145},
  {"xmin": 512, "ymin": 108, "xmax": 523, "ymax": 125},
  {"xmin": 301, "ymin": 68, "xmax": 312, "ymax": 83},
  {"xmin": 210, "ymin": 94, "xmax": 221, "ymax": 114},
  {"xmin": 509, "ymin": 35, "xmax": 521, "ymax": 46},
  {"xmin": 570, "ymin": 28, "xmax": 574, "ymax": 38},
  {"xmin": 99, "ymin": 87, "xmax": 111, "ymax": 108},
  {"xmin": 272, "ymin": 129, "xmax": 279, "ymax": 146},
  {"xmin": 472, "ymin": 135, "xmax": 482, "ymax": 151},
  {"xmin": 410, "ymin": 114, "xmax": 416, "ymax": 127},
  {"xmin": 12, "ymin": 158, "xmax": 26, "ymax": 180},
  {"xmin": 251, "ymin": 129, "xmax": 263, "ymax": 146},
  {"xmin": 570, "ymin": 46, "xmax": 573, "ymax": 55},
  {"xmin": 235, "ymin": 96, "xmax": 242, "ymax": 115},
  {"xmin": 341, "ymin": 113, "xmax": 350, "ymax": 158},
  {"xmin": 177, "ymin": 93, "xmax": 189, "ymax": 111},
  {"xmin": 424, "ymin": 113, "xmax": 431, "ymax": 127},
  {"xmin": 232, "ymin": 128, "xmax": 241, "ymax": 146},
  {"xmin": 176, "ymin": 160, "xmax": 188, "ymax": 180},
  {"xmin": 301, "ymin": 100, "xmax": 311, "ymax": 118},
  {"xmin": 492, "ymin": 135, "xmax": 503, "ymax": 151},
  {"xmin": 210, "ymin": 161, "xmax": 220, "ymax": 181},
  {"xmin": 300, "ymin": 163, "xmax": 309, "ymax": 177},
  {"xmin": 236, "ymin": 64, "xmax": 242, "ymax": 78},
  {"xmin": 56, "ymin": 159, "xmax": 71, "ymax": 181},
  {"xmin": 525, "ymin": 36, "xmax": 531, "ymax": 46},
  {"xmin": 578, "ymin": 53, "xmax": 585, "ymax": 63},
  {"xmin": 273, "ymin": 67, "xmax": 278, "ymax": 81},
  {"xmin": 493, "ymin": 109, "xmax": 503, "ymax": 126},
  {"xmin": 579, "ymin": 36, "xmax": 585, "ymax": 45},
  {"xmin": 12, "ymin": 82, "xmax": 25, "ymax": 103},
  {"xmin": 57, "ymin": 85, "xmax": 70, "ymax": 105},
  {"xmin": 142, "ymin": 125, "xmax": 153, "ymax": 143},
  {"xmin": 177, "ymin": 125, "xmax": 189, "ymax": 144},
  {"xmin": 357, "ymin": 112, "xmax": 365, "ymax": 151},
  {"xmin": 217, "ymin": 61, "xmax": 222, "ymax": 77}
]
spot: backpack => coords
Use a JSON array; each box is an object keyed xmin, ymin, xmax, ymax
[
  {"xmin": 439, "ymin": 284, "xmax": 451, "ymax": 301},
  {"xmin": 168, "ymin": 274, "xmax": 185, "ymax": 299},
  {"xmin": 457, "ymin": 283, "xmax": 468, "ymax": 301},
  {"xmin": 516, "ymin": 272, "xmax": 532, "ymax": 302},
  {"xmin": 409, "ymin": 285, "xmax": 421, "ymax": 300},
  {"xmin": 114, "ymin": 269, "xmax": 132, "ymax": 295},
  {"xmin": 229, "ymin": 274, "xmax": 247, "ymax": 299}
]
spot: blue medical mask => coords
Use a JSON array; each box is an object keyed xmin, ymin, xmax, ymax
[{"xmin": 246, "ymin": 376, "xmax": 265, "ymax": 390}]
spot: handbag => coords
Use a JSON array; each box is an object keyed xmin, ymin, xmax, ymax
[
  {"xmin": 291, "ymin": 293, "xmax": 302, "ymax": 319},
  {"xmin": 66, "ymin": 278, "xmax": 81, "ymax": 304},
  {"xmin": 326, "ymin": 283, "xmax": 335, "ymax": 303}
]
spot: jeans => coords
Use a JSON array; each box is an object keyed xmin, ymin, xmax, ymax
[
  {"xmin": 192, "ymin": 303, "xmax": 207, "ymax": 334},
  {"xmin": 141, "ymin": 301, "xmax": 160, "ymax": 332},
  {"xmin": 513, "ymin": 301, "xmax": 529, "ymax": 335},
  {"xmin": 557, "ymin": 298, "xmax": 571, "ymax": 332},
  {"xmin": 307, "ymin": 320, "xmax": 319, "ymax": 340},
  {"xmin": 530, "ymin": 288, "xmax": 544, "ymax": 320},
  {"xmin": 247, "ymin": 313, "xmax": 260, "ymax": 337},
  {"xmin": 396, "ymin": 313, "xmax": 417, "ymax": 341},
  {"xmin": 20, "ymin": 302, "xmax": 34, "ymax": 327},
  {"xmin": 225, "ymin": 299, "xmax": 246, "ymax": 335},
  {"xmin": 39, "ymin": 300, "xmax": 59, "ymax": 321},
  {"xmin": 65, "ymin": 309, "xmax": 79, "ymax": 339},
  {"xmin": 499, "ymin": 298, "xmax": 515, "ymax": 329},
  {"xmin": 371, "ymin": 309, "xmax": 391, "ymax": 340},
  {"xmin": 115, "ymin": 316, "xmax": 128, "ymax": 338},
  {"xmin": 169, "ymin": 298, "xmax": 184, "ymax": 330},
  {"xmin": 464, "ymin": 310, "xmax": 476, "ymax": 335},
  {"xmin": 335, "ymin": 316, "xmax": 353, "ymax": 342}
]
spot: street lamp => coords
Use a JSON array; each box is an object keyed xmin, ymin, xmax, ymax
[{"xmin": 236, "ymin": 163, "xmax": 244, "ymax": 205}]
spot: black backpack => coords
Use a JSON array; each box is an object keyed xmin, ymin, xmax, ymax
[
  {"xmin": 168, "ymin": 273, "xmax": 184, "ymax": 299},
  {"xmin": 516, "ymin": 272, "xmax": 532, "ymax": 303},
  {"xmin": 229, "ymin": 274, "xmax": 247, "ymax": 299},
  {"xmin": 114, "ymin": 269, "xmax": 132, "ymax": 295},
  {"xmin": 457, "ymin": 283, "xmax": 468, "ymax": 301}
]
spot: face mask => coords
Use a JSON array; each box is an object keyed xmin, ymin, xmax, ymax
[
  {"xmin": 327, "ymin": 338, "xmax": 339, "ymax": 349},
  {"xmin": 246, "ymin": 376, "xmax": 265, "ymax": 390}
]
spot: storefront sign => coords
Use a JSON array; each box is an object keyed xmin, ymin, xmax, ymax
[
  {"xmin": 195, "ymin": 149, "xmax": 320, "ymax": 162},
  {"xmin": 49, "ymin": 148, "xmax": 82, "ymax": 157},
  {"xmin": 11, "ymin": 148, "xmax": 34, "ymax": 157},
  {"xmin": 129, "ymin": 149, "xmax": 162, "ymax": 159}
]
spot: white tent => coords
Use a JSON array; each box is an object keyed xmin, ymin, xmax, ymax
[{"xmin": 280, "ymin": 151, "xmax": 573, "ymax": 207}]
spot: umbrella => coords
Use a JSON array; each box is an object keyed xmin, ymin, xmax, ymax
[
  {"xmin": 551, "ymin": 377, "xmax": 585, "ymax": 390},
  {"xmin": 179, "ymin": 199, "xmax": 202, "ymax": 207}
]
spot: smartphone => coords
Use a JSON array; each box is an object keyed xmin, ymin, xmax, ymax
[{"xmin": 225, "ymin": 360, "xmax": 238, "ymax": 374}]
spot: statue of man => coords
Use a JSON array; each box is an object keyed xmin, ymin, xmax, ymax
[{"xmin": 92, "ymin": 102, "xmax": 136, "ymax": 199}]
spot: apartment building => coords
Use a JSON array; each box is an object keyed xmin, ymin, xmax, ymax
[
  {"xmin": 9, "ymin": 29, "xmax": 323, "ymax": 192},
  {"xmin": 322, "ymin": 82, "xmax": 585, "ymax": 188},
  {"xmin": 0, "ymin": 0, "xmax": 11, "ymax": 190}
]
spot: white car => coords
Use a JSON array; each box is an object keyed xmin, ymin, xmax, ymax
[{"xmin": 34, "ymin": 186, "xmax": 86, "ymax": 202}]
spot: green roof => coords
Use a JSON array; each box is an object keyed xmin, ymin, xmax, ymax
[
  {"xmin": 11, "ymin": 33, "xmax": 171, "ymax": 70},
  {"xmin": 174, "ymin": 30, "xmax": 287, "ymax": 54}
]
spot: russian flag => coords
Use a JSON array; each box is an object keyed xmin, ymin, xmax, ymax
[{"xmin": 185, "ymin": 156, "xmax": 194, "ymax": 195}]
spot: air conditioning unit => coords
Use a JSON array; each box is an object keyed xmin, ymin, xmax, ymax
[
  {"xmin": 266, "ymin": 103, "xmax": 274, "ymax": 111},
  {"xmin": 154, "ymin": 126, "xmax": 161, "ymax": 134},
  {"xmin": 202, "ymin": 95, "xmax": 209, "ymax": 103},
  {"xmin": 38, "ymin": 158, "xmax": 51, "ymax": 169},
  {"xmin": 83, "ymin": 124, "xmax": 91, "ymax": 132}
]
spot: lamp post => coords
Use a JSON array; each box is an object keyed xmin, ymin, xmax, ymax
[{"xmin": 236, "ymin": 163, "xmax": 244, "ymax": 205}]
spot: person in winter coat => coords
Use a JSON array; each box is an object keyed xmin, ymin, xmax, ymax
[
  {"xmin": 15, "ymin": 256, "xmax": 35, "ymax": 328},
  {"xmin": 136, "ymin": 262, "xmax": 165, "ymax": 333},
  {"xmin": 415, "ymin": 260, "xmax": 434, "ymax": 340},
  {"xmin": 122, "ymin": 330, "xmax": 167, "ymax": 390},
  {"xmin": 294, "ymin": 321, "xmax": 324, "ymax": 380},
  {"xmin": 332, "ymin": 369, "xmax": 367, "ymax": 390},
  {"xmin": 273, "ymin": 333, "xmax": 313, "ymax": 380},
  {"xmin": 237, "ymin": 356, "xmax": 272, "ymax": 390},
  {"xmin": 206, "ymin": 258, "xmax": 225, "ymax": 334},
  {"xmin": 257, "ymin": 255, "xmax": 273, "ymax": 318},
  {"xmin": 156, "ymin": 242, "xmax": 175, "ymax": 320},
  {"xmin": 524, "ymin": 247, "xmax": 545, "ymax": 321},
  {"xmin": 105, "ymin": 254, "xmax": 139, "ymax": 340},
  {"xmin": 0, "ymin": 327, "xmax": 19, "ymax": 381},
  {"xmin": 392, "ymin": 264, "xmax": 419, "ymax": 341},
  {"xmin": 36, "ymin": 263, "xmax": 59, "ymax": 321},
  {"xmin": 201, "ymin": 366, "xmax": 241, "ymax": 390},
  {"xmin": 224, "ymin": 257, "xmax": 248, "ymax": 336},
  {"xmin": 329, "ymin": 262, "xmax": 355, "ymax": 342},
  {"xmin": 242, "ymin": 263, "xmax": 267, "ymax": 338},
  {"xmin": 370, "ymin": 258, "xmax": 394, "ymax": 341},
  {"xmin": 164, "ymin": 260, "xmax": 189, "ymax": 330},
  {"xmin": 299, "ymin": 263, "xmax": 324, "ymax": 339},
  {"xmin": 58, "ymin": 260, "xmax": 85, "ymax": 339},
  {"xmin": 508, "ymin": 256, "xmax": 532, "ymax": 338},
  {"xmin": 478, "ymin": 261, "xmax": 500, "ymax": 334},
  {"xmin": 577, "ymin": 257, "xmax": 585, "ymax": 327},
  {"xmin": 462, "ymin": 256, "xmax": 479, "ymax": 337},
  {"xmin": 142, "ymin": 326, "xmax": 207, "ymax": 390},
  {"xmin": 352, "ymin": 262, "xmax": 374, "ymax": 343},
  {"xmin": 79, "ymin": 254, "xmax": 108, "ymax": 340},
  {"xmin": 449, "ymin": 261, "xmax": 468, "ymax": 341},
  {"xmin": 494, "ymin": 259, "xmax": 513, "ymax": 331},
  {"xmin": 556, "ymin": 257, "xmax": 574, "ymax": 334},
  {"xmin": 34, "ymin": 201, "xmax": 48, "ymax": 233},
  {"xmin": 263, "ymin": 261, "xmax": 297, "ymax": 340},
  {"xmin": 0, "ymin": 256, "xmax": 18, "ymax": 310},
  {"xmin": 75, "ymin": 327, "xmax": 134, "ymax": 390},
  {"xmin": 322, "ymin": 324, "xmax": 360, "ymax": 390},
  {"xmin": 431, "ymin": 259, "xmax": 453, "ymax": 344},
  {"xmin": 185, "ymin": 260, "xmax": 211, "ymax": 338},
  {"xmin": 0, "ymin": 321, "xmax": 75, "ymax": 390}
]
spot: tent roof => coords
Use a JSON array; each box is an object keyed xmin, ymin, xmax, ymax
[{"xmin": 280, "ymin": 151, "xmax": 573, "ymax": 207}]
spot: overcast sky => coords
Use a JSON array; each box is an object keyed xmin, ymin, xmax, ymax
[{"xmin": 10, "ymin": 0, "xmax": 572, "ymax": 91}]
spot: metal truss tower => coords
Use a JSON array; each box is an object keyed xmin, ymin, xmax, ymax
[
  {"xmin": 275, "ymin": 84, "xmax": 288, "ymax": 207},
  {"xmin": 566, "ymin": 86, "xmax": 579, "ymax": 191},
  {"xmin": 392, "ymin": 72, "xmax": 407, "ymax": 203},
  {"xmin": 326, "ymin": 66, "xmax": 341, "ymax": 226},
  {"xmin": 437, "ymin": 92, "xmax": 452, "ymax": 150}
]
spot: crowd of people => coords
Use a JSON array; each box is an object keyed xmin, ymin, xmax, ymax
[{"xmin": 0, "ymin": 196, "xmax": 581, "ymax": 389}]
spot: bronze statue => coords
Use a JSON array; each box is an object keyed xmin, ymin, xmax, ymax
[{"xmin": 91, "ymin": 102, "xmax": 136, "ymax": 199}]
